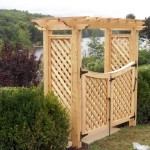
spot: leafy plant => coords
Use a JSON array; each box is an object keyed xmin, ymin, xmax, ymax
[
  {"xmin": 0, "ymin": 43, "xmax": 42, "ymax": 87},
  {"xmin": 82, "ymin": 29, "xmax": 104, "ymax": 72},
  {"xmin": 87, "ymin": 29, "xmax": 104, "ymax": 59},
  {"xmin": 138, "ymin": 49, "xmax": 150, "ymax": 65},
  {"xmin": 0, "ymin": 87, "xmax": 70, "ymax": 150},
  {"xmin": 137, "ymin": 67, "xmax": 150, "ymax": 124},
  {"xmin": 82, "ymin": 56, "xmax": 104, "ymax": 72}
]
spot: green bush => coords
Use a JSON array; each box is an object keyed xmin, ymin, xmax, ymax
[
  {"xmin": 82, "ymin": 56, "xmax": 104, "ymax": 72},
  {"xmin": 138, "ymin": 49, "xmax": 150, "ymax": 65},
  {"xmin": 137, "ymin": 66, "xmax": 150, "ymax": 124},
  {"xmin": 0, "ymin": 87, "xmax": 69, "ymax": 150}
]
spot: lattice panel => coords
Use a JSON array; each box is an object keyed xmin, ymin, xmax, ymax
[
  {"xmin": 111, "ymin": 36, "xmax": 130, "ymax": 71},
  {"xmin": 84, "ymin": 76, "xmax": 108, "ymax": 132},
  {"xmin": 50, "ymin": 37, "xmax": 72, "ymax": 114},
  {"xmin": 112, "ymin": 69, "xmax": 133, "ymax": 122}
]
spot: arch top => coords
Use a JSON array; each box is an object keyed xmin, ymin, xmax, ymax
[{"xmin": 32, "ymin": 16, "xmax": 145, "ymax": 31}]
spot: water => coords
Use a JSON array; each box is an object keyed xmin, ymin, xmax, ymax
[
  {"xmin": 34, "ymin": 37, "xmax": 105, "ymax": 59},
  {"xmin": 34, "ymin": 37, "xmax": 147, "ymax": 60},
  {"xmin": 34, "ymin": 48, "xmax": 43, "ymax": 60}
]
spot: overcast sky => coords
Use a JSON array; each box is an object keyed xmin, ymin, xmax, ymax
[{"xmin": 0, "ymin": 0, "xmax": 150, "ymax": 19}]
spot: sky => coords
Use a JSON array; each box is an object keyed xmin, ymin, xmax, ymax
[{"xmin": 0, "ymin": 0, "xmax": 150, "ymax": 19}]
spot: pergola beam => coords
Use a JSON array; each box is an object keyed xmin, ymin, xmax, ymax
[{"xmin": 32, "ymin": 16, "xmax": 145, "ymax": 30}]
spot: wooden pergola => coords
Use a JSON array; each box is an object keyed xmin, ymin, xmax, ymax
[
  {"xmin": 32, "ymin": 16, "xmax": 144, "ymax": 30},
  {"xmin": 32, "ymin": 17, "xmax": 144, "ymax": 149}
]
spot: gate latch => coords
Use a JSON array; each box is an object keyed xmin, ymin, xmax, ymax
[
  {"xmin": 80, "ymin": 68, "xmax": 88, "ymax": 78},
  {"xmin": 131, "ymin": 63, "xmax": 137, "ymax": 67}
]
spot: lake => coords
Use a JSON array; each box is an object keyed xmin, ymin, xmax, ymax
[
  {"xmin": 35, "ymin": 37, "xmax": 147, "ymax": 60},
  {"xmin": 35, "ymin": 37, "xmax": 105, "ymax": 59}
]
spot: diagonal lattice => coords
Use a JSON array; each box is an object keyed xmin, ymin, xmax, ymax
[
  {"xmin": 84, "ymin": 76, "xmax": 108, "ymax": 133},
  {"xmin": 51, "ymin": 38, "xmax": 72, "ymax": 114},
  {"xmin": 111, "ymin": 37, "xmax": 130, "ymax": 71},
  {"xmin": 112, "ymin": 70, "xmax": 133, "ymax": 122}
]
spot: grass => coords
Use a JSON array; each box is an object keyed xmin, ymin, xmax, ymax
[{"xmin": 89, "ymin": 125, "xmax": 150, "ymax": 150}]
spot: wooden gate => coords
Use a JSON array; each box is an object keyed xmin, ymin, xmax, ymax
[{"xmin": 81, "ymin": 62, "xmax": 136, "ymax": 135}]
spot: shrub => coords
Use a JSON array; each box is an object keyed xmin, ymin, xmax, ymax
[
  {"xmin": 0, "ymin": 87, "xmax": 69, "ymax": 150},
  {"xmin": 82, "ymin": 56, "xmax": 104, "ymax": 72},
  {"xmin": 137, "ymin": 66, "xmax": 150, "ymax": 124},
  {"xmin": 138, "ymin": 49, "xmax": 150, "ymax": 66},
  {"xmin": 0, "ymin": 43, "xmax": 42, "ymax": 87}
]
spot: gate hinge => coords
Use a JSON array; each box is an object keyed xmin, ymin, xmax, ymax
[
  {"xmin": 108, "ymin": 97, "xmax": 111, "ymax": 101},
  {"xmin": 80, "ymin": 68, "xmax": 88, "ymax": 78},
  {"xmin": 80, "ymin": 132, "xmax": 88, "ymax": 140},
  {"xmin": 131, "ymin": 63, "xmax": 137, "ymax": 67},
  {"xmin": 130, "ymin": 113, "xmax": 136, "ymax": 120},
  {"xmin": 109, "ymin": 77, "xmax": 115, "ymax": 82}
]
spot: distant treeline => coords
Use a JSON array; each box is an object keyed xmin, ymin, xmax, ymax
[
  {"xmin": 0, "ymin": 9, "xmax": 105, "ymax": 49},
  {"xmin": 0, "ymin": 9, "xmax": 51, "ymax": 49}
]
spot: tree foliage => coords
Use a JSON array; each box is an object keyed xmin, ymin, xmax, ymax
[
  {"xmin": 126, "ymin": 13, "xmax": 136, "ymax": 19},
  {"xmin": 82, "ymin": 29, "xmax": 104, "ymax": 72},
  {"xmin": 138, "ymin": 49, "xmax": 150, "ymax": 65},
  {"xmin": 0, "ymin": 9, "xmax": 51, "ymax": 49},
  {"xmin": 140, "ymin": 17, "xmax": 150, "ymax": 40},
  {"xmin": 0, "ymin": 43, "xmax": 42, "ymax": 87},
  {"xmin": 137, "ymin": 67, "xmax": 150, "ymax": 124},
  {"xmin": 87, "ymin": 29, "xmax": 104, "ymax": 59},
  {"xmin": 0, "ymin": 9, "xmax": 105, "ymax": 49},
  {"xmin": 82, "ymin": 29, "xmax": 104, "ymax": 38}
]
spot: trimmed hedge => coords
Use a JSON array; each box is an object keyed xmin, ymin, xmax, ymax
[
  {"xmin": 137, "ymin": 67, "xmax": 150, "ymax": 124},
  {"xmin": 0, "ymin": 87, "xmax": 69, "ymax": 150}
]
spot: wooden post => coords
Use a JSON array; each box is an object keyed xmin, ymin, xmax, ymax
[
  {"xmin": 104, "ymin": 29, "xmax": 111, "ymax": 72},
  {"xmin": 129, "ymin": 29, "xmax": 139, "ymax": 126},
  {"xmin": 71, "ymin": 29, "xmax": 82, "ymax": 148},
  {"xmin": 43, "ymin": 30, "xmax": 52, "ymax": 95}
]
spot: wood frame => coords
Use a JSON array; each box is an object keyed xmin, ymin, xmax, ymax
[{"xmin": 32, "ymin": 16, "xmax": 144, "ymax": 149}]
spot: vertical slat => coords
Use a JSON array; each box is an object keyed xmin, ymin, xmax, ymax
[
  {"xmin": 81, "ymin": 75, "xmax": 86, "ymax": 134},
  {"xmin": 71, "ymin": 29, "xmax": 81, "ymax": 148},
  {"xmin": 43, "ymin": 30, "xmax": 52, "ymax": 95},
  {"xmin": 129, "ymin": 35, "xmax": 134, "ymax": 61},
  {"xmin": 104, "ymin": 29, "xmax": 111, "ymax": 72},
  {"xmin": 77, "ymin": 30, "xmax": 82, "ymax": 136},
  {"xmin": 107, "ymin": 75, "xmax": 111, "ymax": 134},
  {"xmin": 48, "ymin": 31, "xmax": 52, "ymax": 92},
  {"xmin": 129, "ymin": 29, "xmax": 139, "ymax": 126},
  {"xmin": 131, "ymin": 67, "xmax": 135, "ymax": 116},
  {"xmin": 110, "ymin": 75, "xmax": 114, "ymax": 127}
]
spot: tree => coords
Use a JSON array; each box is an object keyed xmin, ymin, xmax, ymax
[
  {"xmin": 140, "ymin": 17, "xmax": 150, "ymax": 40},
  {"xmin": 0, "ymin": 9, "xmax": 51, "ymax": 49},
  {"xmin": 126, "ymin": 13, "xmax": 136, "ymax": 19},
  {"xmin": 87, "ymin": 29, "xmax": 104, "ymax": 59},
  {"xmin": 0, "ymin": 43, "xmax": 42, "ymax": 87},
  {"xmin": 82, "ymin": 29, "xmax": 104, "ymax": 72},
  {"xmin": 138, "ymin": 49, "xmax": 150, "ymax": 65}
]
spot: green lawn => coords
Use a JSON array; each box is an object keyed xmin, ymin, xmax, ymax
[{"xmin": 89, "ymin": 125, "xmax": 150, "ymax": 150}]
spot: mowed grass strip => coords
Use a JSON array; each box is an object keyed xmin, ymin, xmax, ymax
[{"xmin": 89, "ymin": 125, "xmax": 150, "ymax": 150}]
